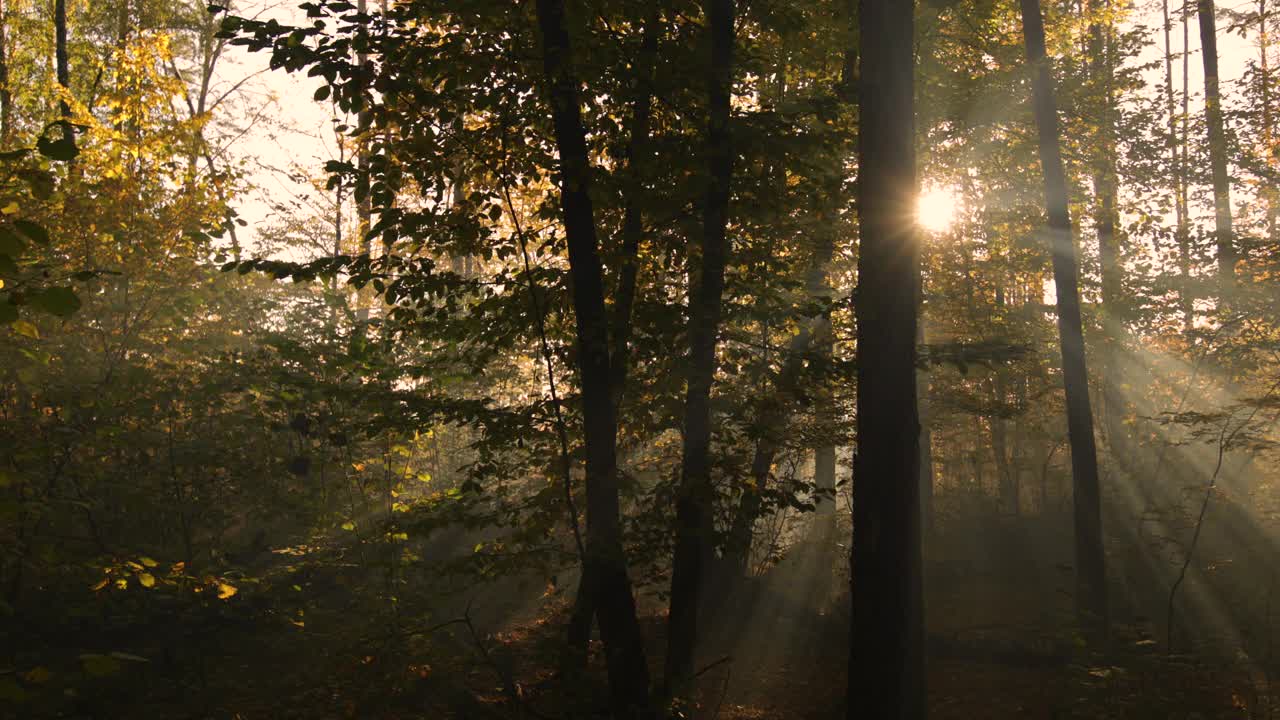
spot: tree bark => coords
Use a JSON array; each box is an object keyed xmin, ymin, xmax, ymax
[
  {"xmin": 1088, "ymin": 4, "xmax": 1132, "ymax": 478},
  {"xmin": 565, "ymin": 6, "xmax": 661, "ymax": 673},
  {"xmin": 1198, "ymin": 0, "xmax": 1237, "ymax": 285},
  {"xmin": 534, "ymin": 1, "xmax": 650, "ymax": 714},
  {"xmin": 1163, "ymin": 0, "xmax": 1193, "ymax": 329},
  {"xmin": 0, "ymin": 0, "xmax": 11, "ymax": 144},
  {"xmin": 1019, "ymin": 0, "xmax": 1109, "ymax": 646},
  {"xmin": 917, "ymin": 282, "xmax": 934, "ymax": 533},
  {"xmin": 665, "ymin": 0, "xmax": 736, "ymax": 693},
  {"xmin": 848, "ymin": 0, "xmax": 926, "ymax": 717},
  {"xmin": 54, "ymin": 0, "xmax": 72, "ymax": 144}
]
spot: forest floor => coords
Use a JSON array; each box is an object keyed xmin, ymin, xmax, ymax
[{"xmin": 3, "ymin": 520, "xmax": 1270, "ymax": 719}]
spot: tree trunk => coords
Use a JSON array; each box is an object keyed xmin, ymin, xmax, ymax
[
  {"xmin": 1261, "ymin": 0, "xmax": 1277, "ymax": 242},
  {"xmin": 54, "ymin": 0, "xmax": 71, "ymax": 144},
  {"xmin": 1088, "ymin": 4, "xmax": 1131, "ymax": 476},
  {"xmin": 565, "ymin": 6, "xmax": 661, "ymax": 673},
  {"xmin": 1180, "ymin": 2, "xmax": 1194, "ymax": 329},
  {"xmin": 0, "ymin": 0, "xmax": 11, "ymax": 144},
  {"xmin": 1163, "ymin": 0, "xmax": 1193, "ymax": 329},
  {"xmin": 608, "ymin": 8, "xmax": 660, "ymax": 408},
  {"xmin": 1019, "ymin": 0, "xmax": 1109, "ymax": 646},
  {"xmin": 534, "ymin": 1, "xmax": 650, "ymax": 714},
  {"xmin": 665, "ymin": 0, "xmax": 736, "ymax": 693},
  {"xmin": 917, "ymin": 284, "xmax": 934, "ymax": 533},
  {"xmin": 1198, "ymin": 0, "xmax": 1237, "ymax": 285},
  {"xmin": 848, "ymin": 0, "xmax": 926, "ymax": 717}
]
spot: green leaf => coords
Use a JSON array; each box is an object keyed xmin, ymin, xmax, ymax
[
  {"xmin": 29, "ymin": 287, "xmax": 81, "ymax": 317},
  {"xmin": 0, "ymin": 228, "xmax": 24, "ymax": 257},
  {"xmin": 36, "ymin": 133, "xmax": 78, "ymax": 162},
  {"xmin": 13, "ymin": 220, "xmax": 49, "ymax": 245}
]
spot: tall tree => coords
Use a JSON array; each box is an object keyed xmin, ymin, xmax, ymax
[
  {"xmin": 54, "ymin": 0, "xmax": 71, "ymax": 145},
  {"xmin": 566, "ymin": 5, "xmax": 661, "ymax": 670},
  {"xmin": 533, "ymin": 0, "xmax": 650, "ymax": 714},
  {"xmin": 0, "ymin": 0, "xmax": 10, "ymax": 143},
  {"xmin": 1163, "ymin": 0, "xmax": 1193, "ymax": 328},
  {"xmin": 666, "ymin": 0, "xmax": 736, "ymax": 693},
  {"xmin": 848, "ymin": 0, "xmax": 926, "ymax": 716},
  {"xmin": 1018, "ymin": 0, "xmax": 1109, "ymax": 644},
  {"xmin": 1199, "ymin": 0, "xmax": 1237, "ymax": 284}
]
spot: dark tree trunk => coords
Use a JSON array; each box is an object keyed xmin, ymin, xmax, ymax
[
  {"xmin": 1198, "ymin": 0, "xmax": 1237, "ymax": 285},
  {"xmin": 665, "ymin": 0, "xmax": 736, "ymax": 693},
  {"xmin": 534, "ymin": 1, "xmax": 650, "ymax": 714},
  {"xmin": 0, "ymin": 0, "xmax": 10, "ymax": 143},
  {"xmin": 848, "ymin": 0, "xmax": 926, "ymax": 717},
  {"xmin": 565, "ymin": 7, "xmax": 660, "ymax": 674},
  {"xmin": 54, "ymin": 0, "xmax": 71, "ymax": 144},
  {"xmin": 1019, "ymin": 0, "xmax": 1110, "ymax": 646},
  {"xmin": 609, "ymin": 8, "xmax": 660, "ymax": 407}
]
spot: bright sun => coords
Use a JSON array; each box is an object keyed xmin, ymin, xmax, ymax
[{"xmin": 917, "ymin": 186, "xmax": 960, "ymax": 234}]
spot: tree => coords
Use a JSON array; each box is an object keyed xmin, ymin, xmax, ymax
[
  {"xmin": 1018, "ymin": 0, "xmax": 1109, "ymax": 645},
  {"xmin": 532, "ymin": 0, "xmax": 650, "ymax": 714},
  {"xmin": 1198, "ymin": 0, "xmax": 1237, "ymax": 286},
  {"xmin": 848, "ymin": 0, "xmax": 926, "ymax": 717},
  {"xmin": 666, "ymin": 0, "xmax": 736, "ymax": 693}
]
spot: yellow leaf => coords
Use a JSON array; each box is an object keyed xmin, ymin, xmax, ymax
[
  {"xmin": 138, "ymin": 556, "xmax": 157, "ymax": 568},
  {"xmin": 90, "ymin": 578, "xmax": 108, "ymax": 592},
  {"xmin": 21, "ymin": 666, "xmax": 52, "ymax": 684},
  {"xmin": 114, "ymin": 578, "xmax": 128, "ymax": 590},
  {"xmin": 1, "ymin": 201, "xmax": 18, "ymax": 215},
  {"xmin": 138, "ymin": 572, "xmax": 155, "ymax": 588},
  {"xmin": 341, "ymin": 520, "xmax": 356, "ymax": 531},
  {"xmin": 11, "ymin": 320, "xmax": 38, "ymax": 339},
  {"xmin": 417, "ymin": 472, "xmax": 432, "ymax": 483},
  {"xmin": 216, "ymin": 582, "xmax": 238, "ymax": 600}
]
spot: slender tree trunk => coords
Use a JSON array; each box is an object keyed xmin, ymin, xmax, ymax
[
  {"xmin": 566, "ymin": 6, "xmax": 661, "ymax": 671},
  {"xmin": 665, "ymin": 0, "xmax": 736, "ymax": 693},
  {"xmin": 1198, "ymin": 0, "xmax": 1237, "ymax": 285},
  {"xmin": 0, "ymin": 0, "xmax": 11, "ymax": 144},
  {"xmin": 1088, "ymin": 4, "xmax": 1132, "ymax": 475},
  {"xmin": 1164, "ymin": 0, "xmax": 1193, "ymax": 329},
  {"xmin": 917, "ymin": 283, "xmax": 934, "ymax": 533},
  {"xmin": 608, "ymin": 8, "xmax": 659, "ymax": 408},
  {"xmin": 1181, "ymin": 3, "xmax": 1194, "ymax": 328},
  {"xmin": 534, "ymin": 1, "xmax": 650, "ymax": 714},
  {"xmin": 848, "ymin": 0, "xmax": 925, "ymax": 717},
  {"xmin": 357, "ymin": 0, "xmax": 372, "ymax": 259},
  {"xmin": 1262, "ymin": 0, "xmax": 1278, "ymax": 241},
  {"xmin": 1019, "ymin": 0, "xmax": 1110, "ymax": 646},
  {"xmin": 54, "ymin": 0, "xmax": 72, "ymax": 145}
]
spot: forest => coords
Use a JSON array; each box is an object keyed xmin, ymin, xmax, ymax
[{"xmin": 4, "ymin": 0, "xmax": 1280, "ymax": 717}]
